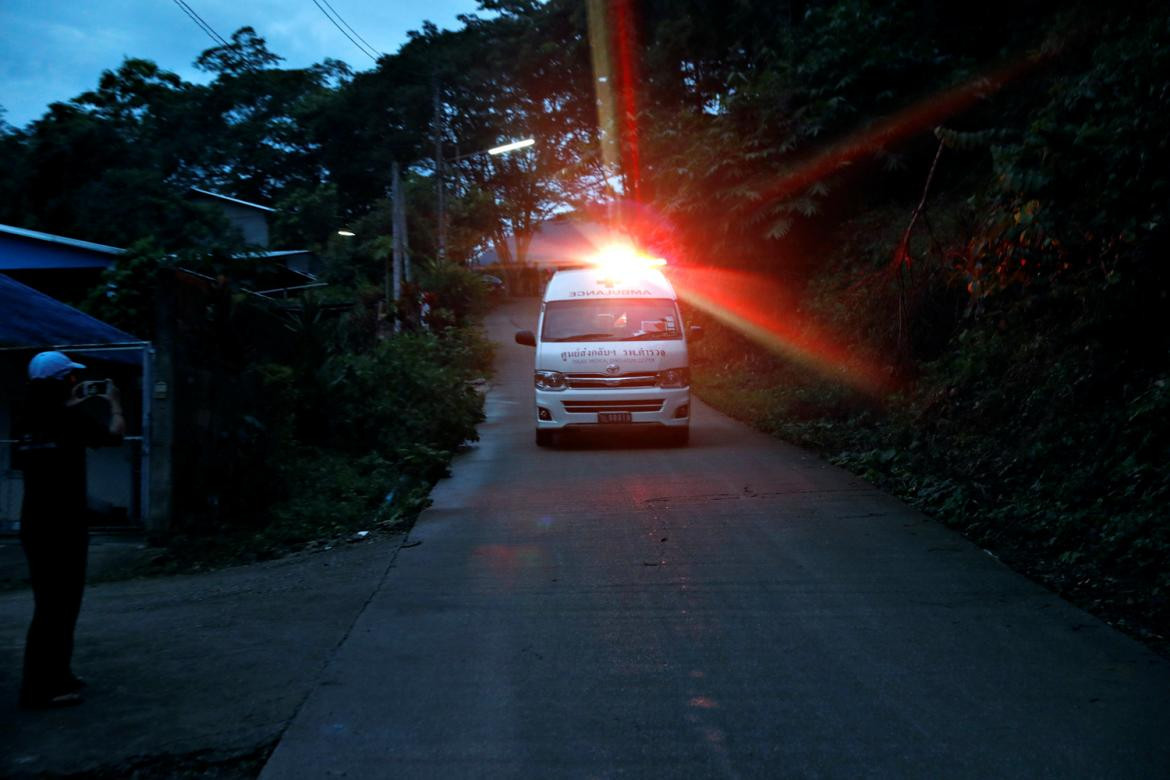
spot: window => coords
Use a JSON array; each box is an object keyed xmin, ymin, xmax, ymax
[{"xmin": 542, "ymin": 299, "xmax": 681, "ymax": 342}]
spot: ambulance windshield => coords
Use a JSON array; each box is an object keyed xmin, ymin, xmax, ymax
[{"xmin": 542, "ymin": 299, "xmax": 681, "ymax": 342}]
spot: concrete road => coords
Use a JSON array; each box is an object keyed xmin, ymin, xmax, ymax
[
  {"xmin": 0, "ymin": 534, "xmax": 406, "ymax": 777},
  {"xmin": 262, "ymin": 299, "xmax": 1170, "ymax": 778}
]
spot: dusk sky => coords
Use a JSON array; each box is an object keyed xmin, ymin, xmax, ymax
[{"xmin": 1, "ymin": 0, "xmax": 485, "ymax": 130}]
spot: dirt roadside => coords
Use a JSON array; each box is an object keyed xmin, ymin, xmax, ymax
[{"xmin": 0, "ymin": 531, "xmax": 406, "ymax": 778}]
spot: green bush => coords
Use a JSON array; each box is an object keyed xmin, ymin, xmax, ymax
[
  {"xmin": 418, "ymin": 259, "xmax": 493, "ymax": 330},
  {"xmin": 320, "ymin": 330, "xmax": 488, "ymax": 466},
  {"xmin": 251, "ymin": 327, "xmax": 489, "ymax": 543},
  {"xmin": 267, "ymin": 449, "xmax": 401, "ymax": 541},
  {"xmin": 147, "ymin": 282, "xmax": 493, "ymax": 571}
]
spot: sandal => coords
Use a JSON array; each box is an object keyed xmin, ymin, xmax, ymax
[{"xmin": 19, "ymin": 690, "xmax": 84, "ymax": 710}]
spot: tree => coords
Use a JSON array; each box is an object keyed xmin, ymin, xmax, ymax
[
  {"xmin": 194, "ymin": 26, "xmax": 284, "ymax": 75},
  {"xmin": 406, "ymin": 0, "xmax": 605, "ymax": 265},
  {"xmin": 187, "ymin": 29, "xmax": 351, "ymax": 205}
]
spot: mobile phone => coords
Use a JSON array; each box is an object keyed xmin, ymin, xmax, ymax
[{"xmin": 82, "ymin": 380, "xmax": 108, "ymax": 397}]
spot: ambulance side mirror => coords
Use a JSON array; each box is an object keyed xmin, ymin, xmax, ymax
[
  {"xmin": 515, "ymin": 330, "xmax": 536, "ymax": 347},
  {"xmin": 688, "ymin": 325, "xmax": 704, "ymax": 342}
]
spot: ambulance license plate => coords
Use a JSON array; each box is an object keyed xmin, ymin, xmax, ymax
[{"xmin": 598, "ymin": 412, "xmax": 632, "ymax": 424}]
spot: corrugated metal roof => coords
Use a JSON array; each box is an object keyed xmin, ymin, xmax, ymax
[
  {"xmin": 189, "ymin": 187, "xmax": 276, "ymax": 213},
  {"xmin": 0, "ymin": 222, "xmax": 123, "ymax": 261},
  {"xmin": 257, "ymin": 250, "xmax": 313, "ymax": 258},
  {"xmin": 0, "ymin": 273, "xmax": 144, "ymax": 353}
]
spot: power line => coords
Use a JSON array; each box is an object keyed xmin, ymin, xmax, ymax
[
  {"xmin": 310, "ymin": 0, "xmax": 379, "ymax": 61},
  {"xmin": 318, "ymin": 0, "xmax": 384, "ymax": 59},
  {"xmin": 171, "ymin": 0, "xmax": 230, "ymax": 49},
  {"xmin": 310, "ymin": 0, "xmax": 381, "ymax": 62},
  {"xmin": 172, "ymin": 0, "xmax": 223, "ymax": 45}
]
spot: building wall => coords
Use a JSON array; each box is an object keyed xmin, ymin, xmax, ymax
[
  {"xmin": 219, "ymin": 203, "xmax": 269, "ymax": 249},
  {"xmin": 0, "ymin": 445, "xmax": 135, "ymax": 531},
  {"xmin": 282, "ymin": 251, "xmax": 319, "ymax": 277}
]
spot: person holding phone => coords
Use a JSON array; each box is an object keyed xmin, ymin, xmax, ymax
[{"xmin": 13, "ymin": 351, "xmax": 124, "ymax": 709}]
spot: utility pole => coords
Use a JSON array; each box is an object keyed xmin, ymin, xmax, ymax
[
  {"xmin": 398, "ymin": 168, "xmax": 412, "ymax": 284},
  {"xmin": 433, "ymin": 79, "xmax": 446, "ymax": 262},
  {"xmin": 586, "ymin": 0, "xmax": 620, "ymax": 209},
  {"xmin": 391, "ymin": 161, "xmax": 404, "ymax": 332}
]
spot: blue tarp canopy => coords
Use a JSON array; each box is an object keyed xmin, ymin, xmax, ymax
[{"xmin": 0, "ymin": 274, "xmax": 146, "ymax": 364}]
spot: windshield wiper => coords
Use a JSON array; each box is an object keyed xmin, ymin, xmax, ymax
[
  {"xmin": 547, "ymin": 332, "xmax": 616, "ymax": 342},
  {"xmin": 622, "ymin": 331, "xmax": 679, "ymax": 341}
]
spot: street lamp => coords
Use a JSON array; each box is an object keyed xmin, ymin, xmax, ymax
[
  {"xmin": 437, "ymin": 137, "xmax": 535, "ymax": 261},
  {"xmin": 446, "ymin": 137, "xmax": 535, "ymax": 165},
  {"xmin": 487, "ymin": 137, "xmax": 536, "ymax": 156}
]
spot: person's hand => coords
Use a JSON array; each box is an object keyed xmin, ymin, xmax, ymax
[
  {"xmin": 103, "ymin": 380, "xmax": 121, "ymax": 406},
  {"xmin": 103, "ymin": 381, "xmax": 126, "ymax": 436}
]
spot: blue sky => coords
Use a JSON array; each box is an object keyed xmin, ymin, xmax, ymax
[{"xmin": 1, "ymin": 0, "xmax": 484, "ymax": 130}]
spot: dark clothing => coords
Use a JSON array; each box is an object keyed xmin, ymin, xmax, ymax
[
  {"xmin": 21, "ymin": 517, "xmax": 88, "ymax": 701},
  {"xmin": 15, "ymin": 379, "xmax": 120, "ymax": 703}
]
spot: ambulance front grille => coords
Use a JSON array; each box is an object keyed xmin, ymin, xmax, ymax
[
  {"xmin": 563, "ymin": 399, "xmax": 665, "ymax": 414},
  {"xmin": 564, "ymin": 372, "xmax": 658, "ymax": 389}
]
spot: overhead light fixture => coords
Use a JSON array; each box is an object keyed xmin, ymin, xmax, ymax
[{"xmin": 337, "ymin": 229, "xmax": 356, "ymax": 237}]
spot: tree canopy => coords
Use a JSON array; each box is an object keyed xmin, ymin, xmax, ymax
[{"xmin": 0, "ymin": 0, "xmax": 1164, "ymax": 283}]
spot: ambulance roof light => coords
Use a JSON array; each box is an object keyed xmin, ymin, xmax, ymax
[{"xmin": 587, "ymin": 244, "xmax": 667, "ymax": 275}]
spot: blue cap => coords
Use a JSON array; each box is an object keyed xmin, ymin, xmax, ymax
[{"xmin": 28, "ymin": 351, "xmax": 86, "ymax": 380}]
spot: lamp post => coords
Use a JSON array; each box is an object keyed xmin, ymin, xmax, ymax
[{"xmin": 436, "ymin": 137, "xmax": 535, "ymax": 262}]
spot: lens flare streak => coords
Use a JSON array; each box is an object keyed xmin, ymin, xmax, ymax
[
  {"xmin": 580, "ymin": 5, "xmax": 1056, "ymax": 399},
  {"xmin": 752, "ymin": 52, "xmax": 1055, "ymax": 212},
  {"xmin": 670, "ymin": 266, "xmax": 892, "ymax": 395}
]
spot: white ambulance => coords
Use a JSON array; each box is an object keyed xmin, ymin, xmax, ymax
[{"xmin": 514, "ymin": 249, "xmax": 702, "ymax": 446}]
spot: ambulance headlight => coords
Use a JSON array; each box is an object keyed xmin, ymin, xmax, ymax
[
  {"xmin": 535, "ymin": 370, "xmax": 567, "ymax": 391},
  {"xmin": 657, "ymin": 368, "xmax": 689, "ymax": 388}
]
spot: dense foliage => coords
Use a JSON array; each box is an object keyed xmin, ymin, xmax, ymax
[
  {"xmin": 153, "ymin": 264, "xmax": 493, "ymax": 567},
  {"xmin": 250, "ymin": 320, "xmax": 492, "ymax": 553}
]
